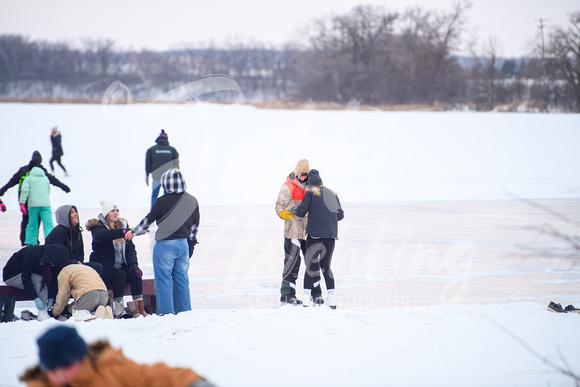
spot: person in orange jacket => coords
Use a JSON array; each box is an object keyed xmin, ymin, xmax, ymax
[
  {"xmin": 20, "ymin": 326, "xmax": 216, "ymax": 387},
  {"xmin": 274, "ymin": 159, "xmax": 310, "ymax": 305}
]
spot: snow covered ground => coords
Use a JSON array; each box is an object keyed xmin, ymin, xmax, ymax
[{"xmin": 0, "ymin": 103, "xmax": 579, "ymax": 386}]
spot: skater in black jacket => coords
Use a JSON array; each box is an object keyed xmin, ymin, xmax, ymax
[
  {"xmin": 0, "ymin": 151, "xmax": 70, "ymax": 245},
  {"xmin": 145, "ymin": 129, "xmax": 180, "ymax": 209},
  {"xmin": 49, "ymin": 127, "xmax": 68, "ymax": 176},
  {"xmin": 290, "ymin": 169, "xmax": 344, "ymax": 308}
]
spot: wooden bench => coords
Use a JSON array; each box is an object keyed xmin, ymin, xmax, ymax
[{"xmin": 0, "ymin": 278, "xmax": 157, "ymax": 315}]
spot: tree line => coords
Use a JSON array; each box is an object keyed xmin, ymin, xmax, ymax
[{"xmin": 0, "ymin": 3, "xmax": 578, "ymax": 112}]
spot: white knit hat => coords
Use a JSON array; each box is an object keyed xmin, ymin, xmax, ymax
[{"xmin": 100, "ymin": 198, "xmax": 118, "ymax": 217}]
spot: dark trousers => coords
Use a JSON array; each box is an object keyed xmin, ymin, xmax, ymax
[
  {"xmin": 280, "ymin": 238, "xmax": 306, "ymax": 300},
  {"xmin": 50, "ymin": 155, "xmax": 67, "ymax": 173},
  {"xmin": 100, "ymin": 265, "xmax": 143, "ymax": 300},
  {"xmin": 120, "ymin": 265, "xmax": 143, "ymax": 298},
  {"xmin": 101, "ymin": 265, "xmax": 126, "ymax": 300},
  {"xmin": 303, "ymin": 236, "xmax": 336, "ymax": 298}
]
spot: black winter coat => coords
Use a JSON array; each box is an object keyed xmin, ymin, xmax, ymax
[
  {"xmin": 2, "ymin": 245, "xmax": 69, "ymax": 299},
  {"xmin": 45, "ymin": 205, "xmax": 84, "ymax": 264},
  {"xmin": 86, "ymin": 218, "xmax": 139, "ymax": 272},
  {"xmin": 0, "ymin": 164, "xmax": 70, "ymax": 199},
  {"xmin": 293, "ymin": 188, "xmax": 344, "ymax": 239},
  {"xmin": 145, "ymin": 138, "xmax": 180, "ymax": 180}
]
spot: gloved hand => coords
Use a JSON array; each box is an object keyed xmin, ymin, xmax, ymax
[
  {"xmin": 145, "ymin": 175, "xmax": 149, "ymax": 187},
  {"xmin": 47, "ymin": 298, "xmax": 54, "ymax": 310},
  {"xmin": 131, "ymin": 265, "xmax": 143, "ymax": 278},
  {"xmin": 64, "ymin": 186, "xmax": 71, "ymax": 193},
  {"xmin": 288, "ymin": 206, "xmax": 298, "ymax": 214},
  {"xmin": 34, "ymin": 297, "xmax": 46, "ymax": 310},
  {"xmin": 188, "ymin": 238, "xmax": 198, "ymax": 258},
  {"xmin": 278, "ymin": 206, "xmax": 295, "ymax": 220},
  {"xmin": 19, "ymin": 203, "xmax": 28, "ymax": 216},
  {"xmin": 0, "ymin": 200, "xmax": 6, "ymax": 212}
]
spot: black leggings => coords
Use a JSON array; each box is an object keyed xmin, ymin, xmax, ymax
[
  {"xmin": 50, "ymin": 155, "xmax": 67, "ymax": 173},
  {"xmin": 100, "ymin": 265, "xmax": 142, "ymax": 300},
  {"xmin": 303, "ymin": 236, "xmax": 335, "ymax": 297}
]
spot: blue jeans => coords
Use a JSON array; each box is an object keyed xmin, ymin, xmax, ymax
[
  {"xmin": 151, "ymin": 179, "xmax": 167, "ymax": 209},
  {"xmin": 152, "ymin": 238, "xmax": 191, "ymax": 314}
]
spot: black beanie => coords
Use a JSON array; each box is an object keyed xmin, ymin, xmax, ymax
[
  {"xmin": 37, "ymin": 326, "xmax": 87, "ymax": 370},
  {"xmin": 156, "ymin": 129, "xmax": 168, "ymax": 143},
  {"xmin": 41, "ymin": 245, "xmax": 70, "ymax": 267},
  {"xmin": 29, "ymin": 151, "xmax": 42, "ymax": 168},
  {"xmin": 307, "ymin": 169, "xmax": 323, "ymax": 187}
]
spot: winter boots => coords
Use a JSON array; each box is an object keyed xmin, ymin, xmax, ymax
[
  {"xmin": 280, "ymin": 295, "xmax": 303, "ymax": 306},
  {"xmin": 326, "ymin": 293, "xmax": 337, "ymax": 310},
  {"xmin": 127, "ymin": 300, "xmax": 148, "ymax": 317},
  {"xmin": 113, "ymin": 301, "xmax": 125, "ymax": 318},
  {"xmin": 95, "ymin": 305, "xmax": 114, "ymax": 320},
  {"xmin": 0, "ymin": 295, "xmax": 16, "ymax": 323}
]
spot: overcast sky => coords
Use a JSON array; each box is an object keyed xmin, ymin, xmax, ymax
[{"xmin": 0, "ymin": 0, "xmax": 577, "ymax": 57}]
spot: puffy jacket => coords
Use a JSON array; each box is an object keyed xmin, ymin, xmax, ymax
[
  {"xmin": 145, "ymin": 138, "xmax": 180, "ymax": 180},
  {"xmin": 293, "ymin": 187, "xmax": 344, "ymax": 239},
  {"xmin": 20, "ymin": 341, "xmax": 204, "ymax": 387},
  {"xmin": 45, "ymin": 205, "xmax": 85, "ymax": 264},
  {"xmin": 275, "ymin": 172, "xmax": 308, "ymax": 239},
  {"xmin": 0, "ymin": 152, "xmax": 70, "ymax": 199},
  {"xmin": 86, "ymin": 216, "xmax": 139, "ymax": 271},
  {"xmin": 52, "ymin": 264, "xmax": 107, "ymax": 316},
  {"xmin": 19, "ymin": 167, "xmax": 51, "ymax": 207}
]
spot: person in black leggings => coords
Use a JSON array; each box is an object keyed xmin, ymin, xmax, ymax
[{"xmin": 290, "ymin": 169, "xmax": 344, "ymax": 308}]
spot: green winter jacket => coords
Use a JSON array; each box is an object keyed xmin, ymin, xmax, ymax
[{"xmin": 19, "ymin": 167, "xmax": 51, "ymax": 208}]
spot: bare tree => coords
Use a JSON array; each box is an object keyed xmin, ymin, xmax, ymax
[
  {"xmin": 470, "ymin": 36, "xmax": 502, "ymax": 110},
  {"xmin": 537, "ymin": 12, "xmax": 580, "ymax": 112}
]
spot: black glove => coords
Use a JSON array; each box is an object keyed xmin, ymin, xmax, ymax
[
  {"xmin": 188, "ymin": 239, "xmax": 198, "ymax": 258},
  {"xmin": 288, "ymin": 206, "xmax": 298, "ymax": 213}
]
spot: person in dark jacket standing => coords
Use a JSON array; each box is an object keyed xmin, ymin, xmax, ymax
[
  {"xmin": 85, "ymin": 199, "xmax": 145, "ymax": 317},
  {"xmin": 45, "ymin": 204, "xmax": 103, "ymax": 277},
  {"xmin": 290, "ymin": 169, "xmax": 344, "ymax": 308},
  {"xmin": 2, "ymin": 244, "xmax": 69, "ymax": 320},
  {"xmin": 0, "ymin": 151, "xmax": 70, "ymax": 245},
  {"xmin": 128, "ymin": 168, "xmax": 199, "ymax": 315},
  {"xmin": 49, "ymin": 126, "xmax": 68, "ymax": 176},
  {"xmin": 145, "ymin": 129, "xmax": 180, "ymax": 209}
]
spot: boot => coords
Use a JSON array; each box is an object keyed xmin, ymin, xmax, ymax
[
  {"xmin": 137, "ymin": 299, "xmax": 148, "ymax": 317},
  {"xmin": 127, "ymin": 301, "xmax": 138, "ymax": 317},
  {"xmin": 2, "ymin": 295, "xmax": 16, "ymax": 323},
  {"xmin": 113, "ymin": 301, "xmax": 125, "ymax": 318}
]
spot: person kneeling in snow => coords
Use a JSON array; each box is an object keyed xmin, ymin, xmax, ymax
[
  {"xmin": 20, "ymin": 325, "xmax": 216, "ymax": 387},
  {"xmin": 50, "ymin": 263, "xmax": 113, "ymax": 321},
  {"xmin": 2, "ymin": 245, "xmax": 69, "ymax": 320}
]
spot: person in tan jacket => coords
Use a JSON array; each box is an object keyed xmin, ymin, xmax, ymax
[
  {"xmin": 275, "ymin": 159, "xmax": 310, "ymax": 305},
  {"xmin": 51, "ymin": 263, "xmax": 111, "ymax": 319},
  {"xmin": 20, "ymin": 326, "xmax": 215, "ymax": 387}
]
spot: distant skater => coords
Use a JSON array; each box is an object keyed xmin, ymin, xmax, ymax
[
  {"xmin": 0, "ymin": 151, "xmax": 70, "ymax": 245},
  {"xmin": 290, "ymin": 169, "xmax": 344, "ymax": 308},
  {"xmin": 145, "ymin": 129, "xmax": 180, "ymax": 209},
  {"xmin": 50, "ymin": 126, "xmax": 68, "ymax": 176}
]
